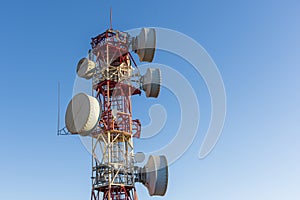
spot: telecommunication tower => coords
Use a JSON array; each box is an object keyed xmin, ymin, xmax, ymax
[{"xmin": 59, "ymin": 19, "xmax": 168, "ymax": 200}]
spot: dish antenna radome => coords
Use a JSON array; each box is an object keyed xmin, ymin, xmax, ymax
[
  {"xmin": 134, "ymin": 28, "xmax": 156, "ymax": 62},
  {"xmin": 139, "ymin": 155, "xmax": 168, "ymax": 196},
  {"xmin": 65, "ymin": 93, "xmax": 100, "ymax": 136},
  {"xmin": 76, "ymin": 58, "xmax": 96, "ymax": 80},
  {"xmin": 141, "ymin": 68, "xmax": 161, "ymax": 98}
]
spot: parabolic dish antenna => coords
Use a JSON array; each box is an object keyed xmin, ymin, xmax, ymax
[
  {"xmin": 76, "ymin": 58, "xmax": 96, "ymax": 80},
  {"xmin": 134, "ymin": 152, "xmax": 146, "ymax": 163},
  {"xmin": 135, "ymin": 28, "xmax": 156, "ymax": 62},
  {"xmin": 141, "ymin": 68, "xmax": 161, "ymax": 98},
  {"xmin": 141, "ymin": 155, "xmax": 168, "ymax": 196},
  {"xmin": 65, "ymin": 93, "xmax": 100, "ymax": 136}
]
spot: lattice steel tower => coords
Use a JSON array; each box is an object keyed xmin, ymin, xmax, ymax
[{"xmin": 61, "ymin": 26, "xmax": 168, "ymax": 200}]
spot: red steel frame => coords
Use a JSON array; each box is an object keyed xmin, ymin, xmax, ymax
[{"xmin": 90, "ymin": 29, "xmax": 141, "ymax": 200}]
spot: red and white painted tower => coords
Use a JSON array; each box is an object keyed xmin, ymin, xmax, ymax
[{"xmin": 62, "ymin": 27, "xmax": 168, "ymax": 200}]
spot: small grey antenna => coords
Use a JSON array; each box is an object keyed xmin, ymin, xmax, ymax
[
  {"xmin": 57, "ymin": 82, "xmax": 70, "ymax": 136},
  {"xmin": 57, "ymin": 82, "xmax": 60, "ymax": 135},
  {"xmin": 110, "ymin": 7, "xmax": 113, "ymax": 29}
]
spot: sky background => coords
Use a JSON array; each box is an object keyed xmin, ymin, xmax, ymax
[{"xmin": 1, "ymin": 0, "xmax": 300, "ymax": 199}]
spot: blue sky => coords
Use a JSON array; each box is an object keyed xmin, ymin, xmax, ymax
[{"xmin": 1, "ymin": 0, "xmax": 300, "ymax": 199}]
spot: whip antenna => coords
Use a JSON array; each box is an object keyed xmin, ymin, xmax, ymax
[{"xmin": 110, "ymin": 7, "xmax": 113, "ymax": 29}]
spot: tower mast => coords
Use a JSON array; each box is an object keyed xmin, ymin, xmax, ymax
[
  {"xmin": 62, "ymin": 20, "xmax": 168, "ymax": 200},
  {"xmin": 90, "ymin": 29, "xmax": 141, "ymax": 200}
]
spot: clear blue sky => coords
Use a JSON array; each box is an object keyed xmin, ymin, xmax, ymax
[{"xmin": 1, "ymin": 0, "xmax": 300, "ymax": 199}]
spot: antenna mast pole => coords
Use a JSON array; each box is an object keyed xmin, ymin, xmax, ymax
[{"xmin": 110, "ymin": 7, "xmax": 112, "ymax": 29}]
